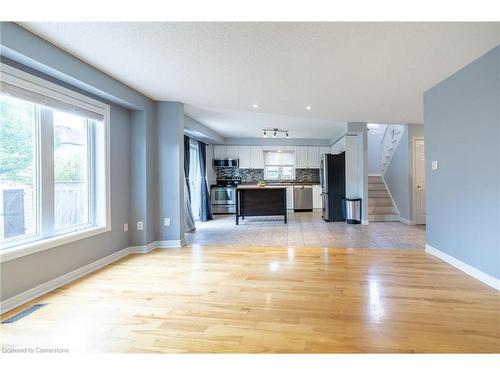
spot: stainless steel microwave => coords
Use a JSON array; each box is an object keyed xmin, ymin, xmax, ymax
[{"xmin": 212, "ymin": 158, "xmax": 239, "ymax": 168}]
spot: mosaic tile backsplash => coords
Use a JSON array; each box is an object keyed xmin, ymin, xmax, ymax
[{"xmin": 215, "ymin": 167, "xmax": 320, "ymax": 183}]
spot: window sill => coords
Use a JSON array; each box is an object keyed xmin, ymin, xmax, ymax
[{"xmin": 0, "ymin": 226, "xmax": 111, "ymax": 263}]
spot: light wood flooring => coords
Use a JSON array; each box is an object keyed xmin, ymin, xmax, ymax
[{"xmin": 1, "ymin": 245, "xmax": 499, "ymax": 353}]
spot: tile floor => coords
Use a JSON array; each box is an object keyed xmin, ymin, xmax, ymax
[{"xmin": 185, "ymin": 211, "xmax": 426, "ymax": 249}]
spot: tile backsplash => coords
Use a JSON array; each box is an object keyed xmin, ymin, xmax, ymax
[{"xmin": 215, "ymin": 167, "xmax": 319, "ymax": 183}]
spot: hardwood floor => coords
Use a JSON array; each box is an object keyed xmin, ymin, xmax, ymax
[{"xmin": 1, "ymin": 245, "xmax": 499, "ymax": 353}]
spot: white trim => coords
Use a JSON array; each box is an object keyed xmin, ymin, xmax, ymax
[
  {"xmin": 0, "ymin": 238, "xmax": 187, "ymax": 314},
  {"xmin": 0, "ymin": 63, "xmax": 112, "ymax": 261},
  {"xmin": 362, "ymin": 220, "xmax": 369, "ymax": 225},
  {"xmin": 0, "ymin": 227, "xmax": 110, "ymax": 263},
  {"xmin": 412, "ymin": 136, "xmax": 426, "ymax": 225},
  {"xmin": 425, "ymin": 244, "xmax": 500, "ymax": 291},
  {"xmin": 399, "ymin": 217, "xmax": 415, "ymax": 225},
  {"xmin": 128, "ymin": 241, "xmax": 157, "ymax": 254},
  {"xmin": 156, "ymin": 239, "xmax": 186, "ymax": 248},
  {"xmin": 0, "ymin": 247, "xmax": 129, "ymax": 314},
  {"xmin": 380, "ymin": 175, "xmax": 400, "ymax": 216}
]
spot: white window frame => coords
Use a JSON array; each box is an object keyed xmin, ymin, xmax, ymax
[
  {"xmin": 264, "ymin": 151, "xmax": 296, "ymax": 181},
  {"xmin": 0, "ymin": 63, "xmax": 111, "ymax": 263}
]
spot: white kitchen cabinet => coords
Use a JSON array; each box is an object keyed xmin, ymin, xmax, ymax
[
  {"xmin": 286, "ymin": 186, "xmax": 294, "ymax": 210},
  {"xmin": 312, "ymin": 185, "xmax": 322, "ymax": 210},
  {"xmin": 295, "ymin": 146, "xmax": 308, "ymax": 168},
  {"xmin": 238, "ymin": 146, "xmax": 251, "ymax": 168},
  {"xmin": 226, "ymin": 145, "xmax": 239, "ymax": 158},
  {"xmin": 250, "ymin": 146, "xmax": 264, "ymax": 168},
  {"xmin": 214, "ymin": 145, "xmax": 227, "ymax": 158},
  {"xmin": 319, "ymin": 146, "xmax": 330, "ymax": 159},
  {"xmin": 307, "ymin": 146, "xmax": 320, "ymax": 168},
  {"xmin": 331, "ymin": 137, "xmax": 346, "ymax": 154}
]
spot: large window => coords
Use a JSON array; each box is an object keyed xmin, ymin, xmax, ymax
[
  {"xmin": 0, "ymin": 64, "xmax": 110, "ymax": 259},
  {"xmin": 188, "ymin": 140, "xmax": 201, "ymax": 221},
  {"xmin": 264, "ymin": 151, "xmax": 296, "ymax": 181}
]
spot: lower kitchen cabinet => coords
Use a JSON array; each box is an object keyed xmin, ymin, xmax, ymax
[
  {"xmin": 286, "ymin": 186, "xmax": 294, "ymax": 210},
  {"xmin": 312, "ymin": 185, "xmax": 322, "ymax": 210}
]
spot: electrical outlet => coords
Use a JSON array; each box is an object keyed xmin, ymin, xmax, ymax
[
  {"xmin": 164, "ymin": 218, "xmax": 170, "ymax": 226},
  {"xmin": 432, "ymin": 161, "xmax": 439, "ymax": 171},
  {"xmin": 124, "ymin": 223, "xmax": 128, "ymax": 232},
  {"xmin": 137, "ymin": 221, "xmax": 143, "ymax": 231}
]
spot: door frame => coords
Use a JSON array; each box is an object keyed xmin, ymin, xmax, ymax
[{"xmin": 412, "ymin": 137, "xmax": 425, "ymax": 225}]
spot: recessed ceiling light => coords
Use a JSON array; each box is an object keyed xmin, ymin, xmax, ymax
[
  {"xmin": 252, "ymin": 104, "xmax": 258, "ymax": 109},
  {"xmin": 306, "ymin": 105, "xmax": 312, "ymax": 110}
]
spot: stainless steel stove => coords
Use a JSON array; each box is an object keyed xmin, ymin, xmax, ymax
[{"xmin": 210, "ymin": 178, "xmax": 241, "ymax": 214}]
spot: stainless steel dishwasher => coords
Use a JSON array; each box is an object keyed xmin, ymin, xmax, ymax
[{"xmin": 293, "ymin": 185, "xmax": 313, "ymax": 212}]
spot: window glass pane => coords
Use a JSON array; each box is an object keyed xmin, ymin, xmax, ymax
[
  {"xmin": 53, "ymin": 111, "xmax": 90, "ymax": 230},
  {"xmin": 0, "ymin": 95, "xmax": 38, "ymax": 243},
  {"xmin": 264, "ymin": 167, "xmax": 279, "ymax": 180}
]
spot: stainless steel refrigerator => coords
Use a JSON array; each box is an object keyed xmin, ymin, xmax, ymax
[{"xmin": 319, "ymin": 152, "xmax": 346, "ymax": 222}]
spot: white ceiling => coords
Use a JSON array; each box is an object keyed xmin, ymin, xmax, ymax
[
  {"xmin": 20, "ymin": 22, "xmax": 500, "ymax": 138},
  {"xmin": 184, "ymin": 105, "xmax": 346, "ymax": 139}
]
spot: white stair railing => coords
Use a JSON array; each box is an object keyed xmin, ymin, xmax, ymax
[{"xmin": 380, "ymin": 124, "xmax": 405, "ymax": 175}]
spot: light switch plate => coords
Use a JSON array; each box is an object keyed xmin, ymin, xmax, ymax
[
  {"xmin": 164, "ymin": 218, "xmax": 170, "ymax": 226},
  {"xmin": 432, "ymin": 161, "xmax": 439, "ymax": 170},
  {"xmin": 137, "ymin": 221, "xmax": 143, "ymax": 231},
  {"xmin": 124, "ymin": 223, "xmax": 128, "ymax": 232}
]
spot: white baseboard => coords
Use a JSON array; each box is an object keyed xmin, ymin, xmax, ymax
[
  {"xmin": 1, "ymin": 238, "xmax": 187, "ymax": 314},
  {"xmin": 0, "ymin": 248, "xmax": 130, "ymax": 314},
  {"xmin": 155, "ymin": 239, "xmax": 186, "ymax": 248},
  {"xmin": 399, "ymin": 217, "xmax": 415, "ymax": 225},
  {"xmin": 362, "ymin": 220, "xmax": 369, "ymax": 225},
  {"xmin": 425, "ymin": 244, "xmax": 500, "ymax": 291}
]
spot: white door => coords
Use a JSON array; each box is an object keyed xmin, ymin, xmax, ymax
[{"xmin": 415, "ymin": 139, "xmax": 426, "ymax": 224}]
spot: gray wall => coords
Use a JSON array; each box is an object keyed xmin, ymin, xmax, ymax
[
  {"xmin": 0, "ymin": 22, "xmax": 182, "ymax": 302},
  {"xmin": 424, "ymin": 45, "xmax": 499, "ymax": 279},
  {"xmin": 1, "ymin": 104, "xmax": 132, "ymax": 300}
]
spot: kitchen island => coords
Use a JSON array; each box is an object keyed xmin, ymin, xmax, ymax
[{"xmin": 235, "ymin": 185, "xmax": 287, "ymax": 224}]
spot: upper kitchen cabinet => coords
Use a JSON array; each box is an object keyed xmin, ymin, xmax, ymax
[
  {"xmin": 319, "ymin": 146, "xmax": 330, "ymax": 159},
  {"xmin": 250, "ymin": 146, "xmax": 264, "ymax": 168},
  {"xmin": 238, "ymin": 146, "xmax": 252, "ymax": 168},
  {"xmin": 226, "ymin": 145, "xmax": 239, "ymax": 159},
  {"xmin": 214, "ymin": 145, "xmax": 227, "ymax": 158},
  {"xmin": 307, "ymin": 146, "xmax": 320, "ymax": 168},
  {"xmin": 295, "ymin": 146, "xmax": 308, "ymax": 168},
  {"xmin": 330, "ymin": 137, "xmax": 346, "ymax": 154}
]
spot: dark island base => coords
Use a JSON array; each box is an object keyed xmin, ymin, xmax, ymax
[{"xmin": 236, "ymin": 188, "xmax": 287, "ymax": 225}]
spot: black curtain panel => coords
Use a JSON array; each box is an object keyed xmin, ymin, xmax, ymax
[
  {"xmin": 184, "ymin": 136, "xmax": 195, "ymax": 232},
  {"xmin": 198, "ymin": 141, "xmax": 213, "ymax": 222}
]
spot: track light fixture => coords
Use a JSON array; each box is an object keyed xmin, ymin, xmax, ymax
[{"xmin": 262, "ymin": 128, "xmax": 289, "ymax": 138}]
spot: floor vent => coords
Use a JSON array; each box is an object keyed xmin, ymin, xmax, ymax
[{"xmin": 1, "ymin": 303, "xmax": 48, "ymax": 324}]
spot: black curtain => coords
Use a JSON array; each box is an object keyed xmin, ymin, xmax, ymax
[
  {"xmin": 184, "ymin": 136, "xmax": 195, "ymax": 231},
  {"xmin": 198, "ymin": 141, "xmax": 213, "ymax": 222}
]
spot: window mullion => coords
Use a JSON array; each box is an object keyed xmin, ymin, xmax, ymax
[{"xmin": 39, "ymin": 107, "xmax": 55, "ymax": 238}]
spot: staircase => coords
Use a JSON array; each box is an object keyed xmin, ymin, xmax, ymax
[{"xmin": 368, "ymin": 175, "xmax": 399, "ymax": 222}]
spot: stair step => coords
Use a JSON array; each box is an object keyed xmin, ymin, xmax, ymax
[
  {"xmin": 369, "ymin": 190, "xmax": 390, "ymax": 198},
  {"xmin": 369, "ymin": 214, "xmax": 400, "ymax": 222},
  {"xmin": 369, "ymin": 197, "xmax": 393, "ymax": 205},
  {"xmin": 368, "ymin": 206, "xmax": 398, "ymax": 214},
  {"xmin": 368, "ymin": 183, "xmax": 387, "ymax": 190}
]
